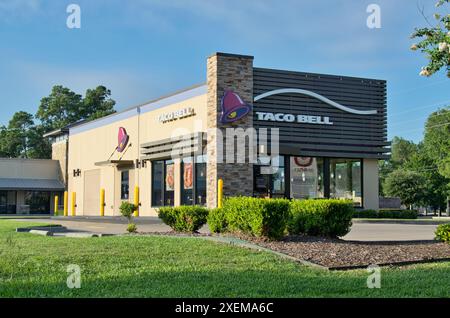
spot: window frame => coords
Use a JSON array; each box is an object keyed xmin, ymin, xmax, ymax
[
  {"xmin": 180, "ymin": 155, "xmax": 207, "ymax": 206},
  {"xmin": 151, "ymin": 159, "xmax": 175, "ymax": 207},
  {"xmin": 120, "ymin": 170, "xmax": 130, "ymax": 200}
]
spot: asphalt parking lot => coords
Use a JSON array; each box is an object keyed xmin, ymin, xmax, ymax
[{"xmin": 10, "ymin": 217, "xmax": 440, "ymax": 241}]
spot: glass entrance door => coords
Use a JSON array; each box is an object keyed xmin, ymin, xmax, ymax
[{"xmin": 290, "ymin": 157, "xmax": 324, "ymax": 199}]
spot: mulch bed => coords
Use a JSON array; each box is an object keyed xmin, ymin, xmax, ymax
[
  {"xmin": 233, "ymin": 234, "xmax": 450, "ymax": 269},
  {"xmin": 135, "ymin": 231, "xmax": 450, "ymax": 270}
]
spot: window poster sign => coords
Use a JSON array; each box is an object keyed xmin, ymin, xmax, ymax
[
  {"xmin": 183, "ymin": 163, "xmax": 193, "ymax": 190},
  {"xmin": 166, "ymin": 164, "xmax": 175, "ymax": 191},
  {"xmin": 290, "ymin": 157, "xmax": 318, "ymax": 199}
]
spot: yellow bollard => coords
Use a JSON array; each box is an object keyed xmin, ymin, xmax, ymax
[
  {"xmin": 54, "ymin": 195, "xmax": 59, "ymax": 216},
  {"xmin": 100, "ymin": 189, "xmax": 105, "ymax": 217},
  {"xmin": 218, "ymin": 179, "xmax": 223, "ymax": 209},
  {"xmin": 63, "ymin": 191, "xmax": 68, "ymax": 217},
  {"xmin": 134, "ymin": 186, "xmax": 140, "ymax": 217},
  {"xmin": 71, "ymin": 192, "xmax": 76, "ymax": 216}
]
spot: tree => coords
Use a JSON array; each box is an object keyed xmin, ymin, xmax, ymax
[
  {"xmin": 27, "ymin": 126, "xmax": 52, "ymax": 159},
  {"xmin": 379, "ymin": 137, "xmax": 418, "ymax": 196},
  {"xmin": 423, "ymin": 107, "xmax": 450, "ymax": 178},
  {"xmin": 0, "ymin": 111, "xmax": 35, "ymax": 158},
  {"xmin": 35, "ymin": 86, "xmax": 83, "ymax": 131},
  {"xmin": 423, "ymin": 106, "xmax": 450, "ymax": 214},
  {"xmin": 390, "ymin": 137, "xmax": 419, "ymax": 168},
  {"xmin": 35, "ymin": 85, "xmax": 116, "ymax": 132},
  {"xmin": 384, "ymin": 169, "xmax": 427, "ymax": 209},
  {"xmin": 410, "ymin": 0, "xmax": 450, "ymax": 77},
  {"xmin": 81, "ymin": 86, "xmax": 116, "ymax": 121},
  {"xmin": 405, "ymin": 144, "xmax": 449, "ymax": 213}
]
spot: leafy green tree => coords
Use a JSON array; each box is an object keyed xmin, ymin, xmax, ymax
[
  {"xmin": 0, "ymin": 112, "xmax": 35, "ymax": 158},
  {"xmin": 27, "ymin": 126, "xmax": 52, "ymax": 159},
  {"xmin": 81, "ymin": 86, "xmax": 116, "ymax": 120},
  {"xmin": 423, "ymin": 106, "xmax": 450, "ymax": 214},
  {"xmin": 35, "ymin": 85, "xmax": 116, "ymax": 132},
  {"xmin": 384, "ymin": 169, "xmax": 427, "ymax": 209},
  {"xmin": 35, "ymin": 86, "xmax": 83, "ymax": 131},
  {"xmin": 379, "ymin": 137, "xmax": 418, "ymax": 196},
  {"xmin": 410, "ymin": 0, "xmax": 450, "ymax": 77},
  {"xmin": 390, "ymin": 137, "xmax": 419, "ymax": 168},
  {"xmin": 423, "ymin": 107, "xmax": 450, "ymax": 178},
  {"xmin": 405, "ymin": 144, "xmax": 449, "ymax": 213}
]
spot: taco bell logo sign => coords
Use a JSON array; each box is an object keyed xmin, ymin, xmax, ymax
[
  {"xmin": 117, "ymin": 127, "xmax": 129, "ymax": 153},
  {"xmin": 219, "ymin": 90, "xmax": 252, "ymax": 124}
]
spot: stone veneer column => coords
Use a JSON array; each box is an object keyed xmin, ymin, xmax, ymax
[{"xmin": 206, "ymin": 52, "xmax": 254, "ymax": 208}]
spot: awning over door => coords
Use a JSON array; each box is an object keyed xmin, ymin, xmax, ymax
[
  {"xmin": 0, "ymin": 178, "xmax": 65, "ymax": 191},
  {"xmin": 94, "ymin": 160, "xmax": 135, "ymax": 167}
]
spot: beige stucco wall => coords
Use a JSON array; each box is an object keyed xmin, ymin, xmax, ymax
[
  {"xmin": 67, "ymin": 92, "xmax": 207, "ymax": 216},
  {"xmin": 363, "ymin": 158, "xmax": 380, "ymax": 210},
  {"xmin": 51, "ymin": 140, "xmax": 68, "ymax": 186}
]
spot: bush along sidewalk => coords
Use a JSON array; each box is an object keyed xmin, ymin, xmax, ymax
[
  {"xmin": 208, "ymin": 197, "xmax": 291, "ymax": 240},
  {"xmin": 164, "ymin": 198, "xmax": 355, "ymax": 240},
  {"xmin": 353, "ymin": 209, "xmax": 418, "ymax": 219},
  {"xmin": 435, "ymin": 223, "xmax": 450, "ymax": 243},
  {"xmin": 120, "ymin": 201, "xmax": 138, "ymax": 233},
  {"xmin": 158, "ymin": 206, "xmax": 209, "ymax": 233},
  {"xmin": 288, "ymin": 199, "xmax": 354, "ymax": 238}
]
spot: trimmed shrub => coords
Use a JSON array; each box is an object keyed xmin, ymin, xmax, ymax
[
  {"xmin": 207, "ymin": 208, "xmax": 227, "ymax": 233},
  {"xmin": 435, "ymin": 223, "xmax": 450, "ymax": 243},
  {"xmin": 222, "ymin": 197, "xmax": 291, "ymax": 240},
  {"xmin": 127, "ymin": 223, "xmax": 137, "ymax": 233},
  {"xmin": 353, "ymin": 209, "xmax": 418, "ymax": 219},
  {"xmin": 120, "ymin": 202, "xmax": 136, "ymax": 222},
  {"xmin": 157, "ymin": 205, "xmax": 209, "ymax": 232},
  {"xmin": 288, "ymin": 199, "xmax": 354, "ymax": 237}
]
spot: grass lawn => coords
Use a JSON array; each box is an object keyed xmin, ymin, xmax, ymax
[{"xmin": 0, "ymin": 220, "xmax": 449, "ymax": 298}]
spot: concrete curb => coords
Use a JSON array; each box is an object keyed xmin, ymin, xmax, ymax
[
  {"xmin": 29, "ymin": 229, "xmax": 53, "ymax": 236},
  {"xmin": 352, "ymin": 219, "xmax": 447, "ymax": 225}
]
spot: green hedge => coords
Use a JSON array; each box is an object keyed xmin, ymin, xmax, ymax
[
  {"xmin": 207, "ymin": 208, "xmax": 228, "ymax": 233},
  {"xmin": 435, "ymin": 223, "xmax": 450, "ymax": 243},
  {"xmin": 353, "ymin": 209, "xmax": 418, "ymax": 219},
  {"xmin": 288, "ymin": 199, "xmax": 354, "ymax": 237},
  {"xmin": 209, "ymin": 197, "xmax": 291, "ymax": 240},
  {"xmin": 157, "ymin": 206, "xmax": 209, "ymax": 232}
]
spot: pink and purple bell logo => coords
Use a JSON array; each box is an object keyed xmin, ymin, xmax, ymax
[
  {"xmin": 116, "ymin": 127, "xmax": 129, "ymax": 153},
  {"xmin": 219, "ymin": 90, "xmax": 252, "ymax": 124}
]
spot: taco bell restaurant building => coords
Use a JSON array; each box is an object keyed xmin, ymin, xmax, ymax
[{"xmin": 56, "ymin": 52, "xmax": 388, "ymax": 216}]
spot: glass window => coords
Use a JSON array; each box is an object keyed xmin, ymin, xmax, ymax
[
  {"xmin": 181, "ymin": 155, "xmax": 207, "ymax": 206},
  {"xmin": 195, "ymin": 155, "xmax": 207, "ymax": 205},
  {"xmin": 151, "ymin": 161, "xmax": 164, "ymax": 207},
  {"xmin": 290, "ymin": 157, "xmax": 324, "ymax": 199},
  {"xmin": 164, "ymin": 160, "xmax": 175, "ymax": 206},
  {"xmin": 24, "ymin": 191, "xmax": 50, "ymax": 214},
  {"xmin": 253, "ymin": 155, "xmax": 285, "ymax": 198},
  {"xmin": 121, "ymin": 170, "xmax": 129, "ymax": 200},
  {"xmin": 330, "ymin": 159, "xmax": 362, "ymax": 207},
  {"xmin": 181, "ymin": 157, "xmax": 194, "ymax": 205},
  {"xmin": 0, "ymin": 191, "xmax": 17, "ymax": 214}
]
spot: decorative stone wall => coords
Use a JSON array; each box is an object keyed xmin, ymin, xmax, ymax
[
  {"xmin": 206, "ymin": 52, "xmax": 254, "ymax": 208},
  {"xmin": 52, "ymin": 141, "xmax": 68, "ymax": 187}
]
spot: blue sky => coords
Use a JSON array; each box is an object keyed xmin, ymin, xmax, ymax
[{"xmin": 1, "ymin": 0, "xmax": 449, "ymax": 142}]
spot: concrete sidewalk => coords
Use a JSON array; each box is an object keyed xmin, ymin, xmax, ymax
[
  {"xmin": 10, "ymin": 216, "xmax": 440, "ymax": 241},
  {"xmin": 11, "ymin": 216, "xmax": 175, "ymax": 235}
]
